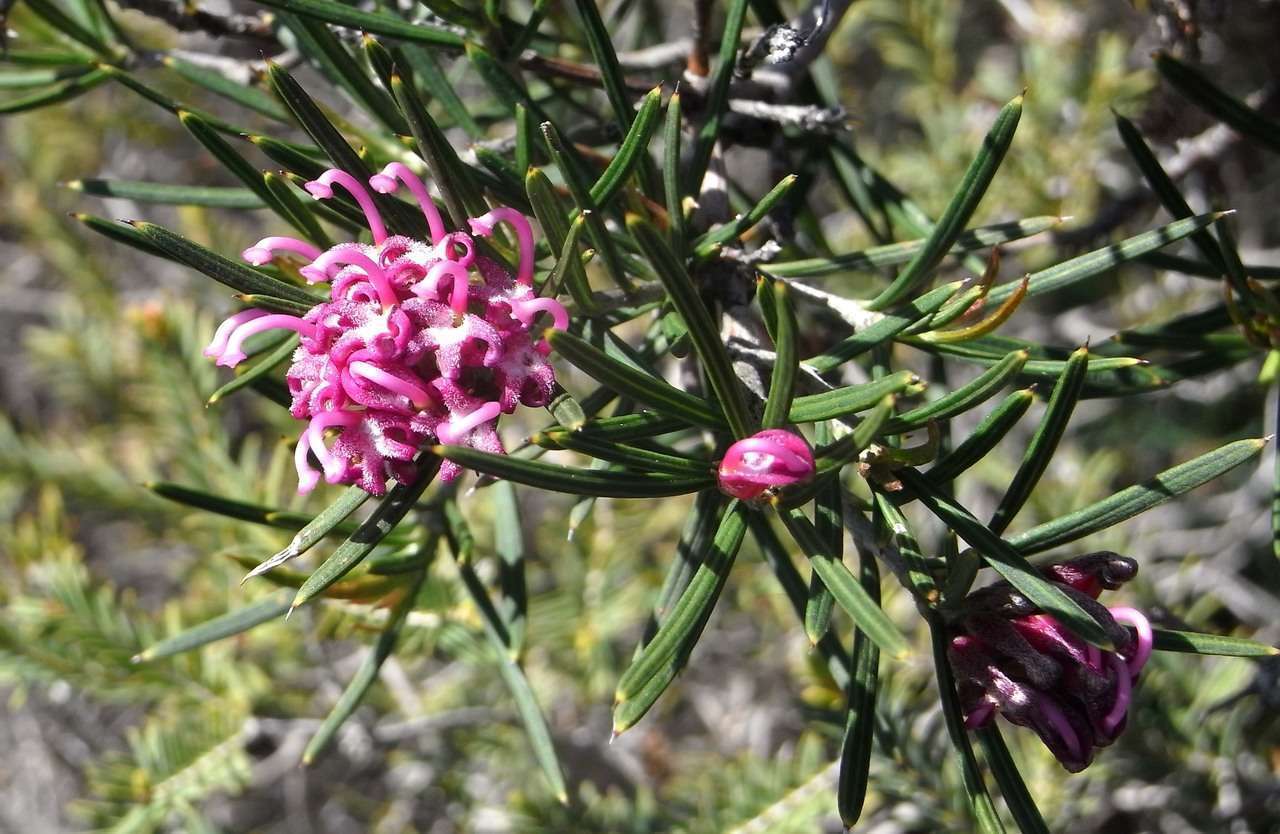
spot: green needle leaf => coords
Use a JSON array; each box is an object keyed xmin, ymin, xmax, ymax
[
  {"xmin": 1151, "ymin": 628, "xmax": 1279, "ymax": 657},
  {"xmin": 548, "ymin": 328, "xmax": 725, "ymax": 429},
  {"xmin": 868, "ymin": 94, "xmax": 1022, "ymax": 310},
  {"xmin": 1155, "ymin": 51, "xmax": 1280, "ymax": 155},
  {"xmin": 780, "ymin": 509, "xmax": 910, "ymax": 659},
  {"xmin": 628, "ymin": 213, "xmax": 754, "ymax": 437},
  {"xmin": 927, "ymin": 387, "xmax": 1036, "ymax": 483},
  {"xmin": 977, "ymin": 726, "xmax": 1051, "ymax": 834},
  {"xmin": 130, "ymin": 221, "xmax": 321, "ymax": 306},
  {"xmin": 251, "ymin": 0, "xmax": 465, "ymax": 48},
  {"xmin": 614, "ymin": 502, "xmax": 749, "ymax": 731},
  {"xmin": 989, "ymin": 346, "xmax": 1089, "ymax": 534},
  {"xmin": 303, "ymin": 569, "xmax": 426, "ymax": 764},
  {"xmin": 881, "ymin": 350, "xmax": 1028, "ymax": 434},
  {"xmin": 1010, "ymin": 438, "xmax": 1267, "ymax": 554},
  {"xmin": 291, "ymin": 460, "xmax": 441, "ymax": 611},
  {"xmin": 434, "ymin": 445, "xmax": 713, "ymax": 497},
  {"xmin": 133, "ymin": 591, "xmax": 293, "ymax": 662},
  {"xmin": 761, "ymin": 279, "xmax": 799, "ymax": 429},
  {"xmin": 788, "ymin": 370, "xmax": 923, "ymax": 423},
  {"xmin": 67, "ymin": 179, "xmax": 265, "ymax": 208},
  {"xmin": 837, "ymin": 544, "xmax": 880, "ymax": 828}
]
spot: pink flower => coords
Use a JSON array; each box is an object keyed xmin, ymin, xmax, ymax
[
  {"xmin": 716, "ymin": 429, "xmax": 816, "ymax": 502},
  {"xmin": 205, "ymin": 165, "xmax": 569, "ymax": 496},
  {"xmin": 949, "ymin": 553, "xmax": 1154, "ymax": 772}
]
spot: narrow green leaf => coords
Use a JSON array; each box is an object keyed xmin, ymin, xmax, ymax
[
  {"xmin": 303, "ymin": 569, "xmax": 426, "ymax": 764},
  {"xmin": 391, "ymin": 72, "xmax": 487, "ymax": 227},
  {"xmin": 614, "ymin": 502, "xmax": 749, "ymax": 729},
  {"xmin": 812, "ymin": 394, "xmax": 900, "ymax": 475},
  {"xmin": 629, "ymin": 213, "xmax": 753, "ymax": 437},
  {"xmin": 780, "ymin": 509, "xmax": 910, "ymax": 658},
  {"xmin": 495, "ymin": 656, "xmax": 569, "ymax": 802},
  {"xmin": 976, "ymin": 726, "xmax": 1051, "ymax": 834},
  {"xmin": 692, "ymin": 174, "xmax": 798, "ymax": 258},
  {"xmin": 527, "ymin": 168, "xmax": 594, "ymax": 309},
  {"xmin": 572, "ymin": 0, "xmax": 638, "ymax": 134},
  {"xmin": 927, "ymin": 387, "xmax": 1036, "ymax": 483},
  {"xmin": 881, "ymin": 350, "xmax": 1028, "ymax": 434},
  {"xmin": 67, "ymin": 178, "xmax": 264, "ymax": 208},
  {"xmin": 987, "ymin": 212, "xmax": 1229, "ymax": 303},
  {"xmin": 638, "ymin": 490, "xmax": 724, "ymax": 650},
  {"xmin": 548, "ymin": 328, "xmax": 726, "ymax": 429},
  {"xmin": 540, "ymin": 411, "xmax": 688, "ymax": 445},
  {"xmin": 868, "ymin": 95, "xmax": 1022, "ymax": 310},
  {"xmin": 1156, "ymin": 51, "xmax": 1280, "ymax": 155},
  {"xmin": 688, "ymin": 0, "xmax": 749, "ymax": 192},
  {"xmin": 1152, "ymin": 628, "xmax": 1278, "ymax": 657},
  {"xmin": 1115, "ymin": 112, "xmax": 1227, "ymax": 273},
  {"xmin": 1010, "ymin": 439, "xmax": 1268, "ymax": 555},
  {"xmin": 291, "ymin": 460, "xmax": 441, "ymax": 610},
  {"xmin": 131, "ymin": 221, "xmax": 321, "ymax": 305},
  {"xmin": 764, "ymin": 216, "xmax": 1062, "ymax": 278},
  {"xmin": 928, "ymin": 615, "xmax": 1007, "ymax": 834},
  {"xmin": 72, "ymin": 212, "xmax": 168, "ymax": 259},
  {"xmin": 664, "ymin": 91, "xmax": 687, "ymax": 256},
  {"xmin": 542, "ymin": 121, "xmax": 633, "ymax": 292},
  {"xmin": 837, "ymin": 544, "xmax": 881, "ymax": 829},
  {"xmin": 281, "ymin": 14, "xmax": 408, "ymax": 135},
  {"xmin": 806, "ymin": 281, "xmax": 966, "ymax": 374},
  {"xmin": 244, "ymin": 486, "xmax": 370, "ymax": 580},
  {"xmin": 789, "ymin": 370, "xmax": 922, "ymax": 423},
  {"xmin": 897, "ymin": 469, "xmax": 1113, "ymax": 648},
  {"xmin": 435, "ymin": 444, "xmax": 712, "ymax": 497},
  {"xmin": 989, "ymin": 347, "xmax": 1088, "ymax": 534},
  {"xmin": 400, "ymin": 45, "xmax": 483, "ymax": 138},
  {"xmin": 0, "ymin": 66, "xmax": 110, "ymax": 114},
  {"xmin": 161, "ymin": 55, "xmax": 289, "ymax": 121},
  {"xmin": 133, "ymin": 591, "xmax": 293, "ymax": 662},
  {"xmin": 491, "ymin": 481, "xmax": 528, "ymax": 656},
  {"xmin": 589, "ymin": 86, "xmax": 663, "ymax": 209},
  {"xmin": 541, "ymin": 433, "xmax": 711, "ymax": 476},
  {"xmin": 762, "ymin": 280, "xmax": 799, "ymax": 429},
  {"xmin": 251, "ymin": 0, "xmax": 465, "ymax": 47},
  {"xmin": 805, "ymin": 424, "xmax": 840, "ymax": 643}
]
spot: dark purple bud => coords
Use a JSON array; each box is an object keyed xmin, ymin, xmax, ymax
[
  {"xmin": 1044, "ymin": 552, "xmax": 1138, "ymax": 597},
  {"xmin": 964, "ymin": 614, "xmax": 1063, "ymax": 690}
]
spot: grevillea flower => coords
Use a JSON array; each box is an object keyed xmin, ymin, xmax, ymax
[
  {"xmin": 716, "ymin": 429, "xmax": 816, "ymax": 502},
  {"xmin": 948, "ymin": 552, "xmax": 1154, "ymax": 772},
  {"xmin": 204, "ymin": 164, "xmax": 568, "ymax": 496}
]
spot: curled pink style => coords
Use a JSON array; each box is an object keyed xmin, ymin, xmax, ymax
[
  {"xmin": 437, "ymin": 401, "xmax": 501, "ymax": 445},
  {"xmin": 204, "ymin": 309, "xmax": 268, "ymax": 359},
  {"xmin": 369, "ymin": 162, "xmax": 446, "ymax": 244},
  {"xmin": 1108, "ymin": 607, "xmax": 1153, "ymax": 678},
  {"xmin": 304, "ymin": 247, "xmax": 399, "ymax": 310},
  {"xmin": 417, "ymin": 260, "xmax": 472, "ymax": 314},
  {"xmin": 305, "ymin": 170, "xmax": 388, "ymax": 244},
  {"xmin": 242, "ymin": 236, "xmax": 322, "ymax": 266},
  {"xmin": 348, "ymin": 361, "xmax": 435, "ymax": 410},
  {"xmin": 468, "ymin": 207, "xmax": 535, "ymax": 285},
  {"xmin": 214, "ymin": 313, "xmax": 315, "ymax": 368},
  {"xmin": 510, "ymin": 297, "xmax": 570, "ymax": 332},
  {"xmin": 433, "ymin": 232, "xmax": 476, "ymax": 268}
]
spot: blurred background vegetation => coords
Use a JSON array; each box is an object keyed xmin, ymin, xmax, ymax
[{"xmin": 3, "ymin": 0, "xmax": 1280, "ymax": 831}]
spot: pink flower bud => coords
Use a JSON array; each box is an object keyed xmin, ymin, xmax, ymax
[{"xmin": 716, "ymin": 429, "xmax": 815, "ymax": 502}]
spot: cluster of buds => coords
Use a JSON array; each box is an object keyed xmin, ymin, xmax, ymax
[
  {"xmin": 947, "ymin": 552, "xmax": 1153, "ymax": 772},
  {"xmin": 204, "ymin": 165, "xmax": 568, "ymax": 495},
  {"xmin": 716, "ymin": 429, "xmax": 816, "ymax": 502}
]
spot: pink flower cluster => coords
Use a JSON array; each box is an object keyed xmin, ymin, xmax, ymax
[
  {"xmin": 948, "ymin": 553, "xmax": 1154, "ymax": 772},
  {"xmin": 204, "ymin": 165, "xmax": 568, "ymax": 496},
  {"xmin": 716, "ymin": 429, "xmax": 816, "ymax": 502}
]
